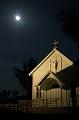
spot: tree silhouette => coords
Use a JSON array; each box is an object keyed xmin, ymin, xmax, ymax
[{"xmin": 13, "ymin": 57, "xmax": 37, "ymax": 99}]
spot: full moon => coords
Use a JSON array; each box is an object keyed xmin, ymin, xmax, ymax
[{"xmin": 15, "ymin": 15, "xmax": 21, "ymax": 21}]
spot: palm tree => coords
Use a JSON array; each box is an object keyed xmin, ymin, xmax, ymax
[{"xmin": 13, "ymin": 57, "xmax": 37, "ymax": 99}]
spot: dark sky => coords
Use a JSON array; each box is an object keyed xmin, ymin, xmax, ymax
[{"xmin": 0, "ymin": 0, "xmax": 79, "ymax": 93}]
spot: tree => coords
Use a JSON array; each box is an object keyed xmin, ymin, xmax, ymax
[
  {"xmin": 56, "ymin": 8, "xmax": 79, "ymax": 49},
  {"xmin": 0, "ymin": 89, "xmax": 11, "ymax": 103},
  {"xmin": 12, "ymin": 90, "xmax": 18, "ymax": 100},
  {"xmin": 13, "ymin": 57, "xmax": 37, "ymax": 99}
]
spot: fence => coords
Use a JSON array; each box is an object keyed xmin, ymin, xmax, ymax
[
  {"xmin": 0, "ymin": 96, "xmax": 79, "ymax": 113},
  {"xmin": 0, "ymin": 98, "xmax": 73, "ymax": 113}
]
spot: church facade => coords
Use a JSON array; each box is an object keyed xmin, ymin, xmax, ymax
[{"xmin": 29, "ymin": 45, "xmax": 79, "ymax": 108}]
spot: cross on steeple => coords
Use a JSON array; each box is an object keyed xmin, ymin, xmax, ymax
[{"xmin": 53, "ymin": 40, "xmax": 59, "ymax": 49}]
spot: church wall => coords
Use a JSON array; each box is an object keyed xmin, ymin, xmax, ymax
[
  {"xmin": 32, "ymin": 88, "xmax": 71, "ymax": 108},
  {"xmin": 62, "ymin": 89, "xmax": 71, "ymax": 107},
  {"xmin": 41, "ymin": 88, "xmax": 71, "ymax": 107}
]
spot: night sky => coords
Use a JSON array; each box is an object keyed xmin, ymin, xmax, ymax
[{"xmin": 0, "ymin": 0, "xmax": 79, "ymax": 94}]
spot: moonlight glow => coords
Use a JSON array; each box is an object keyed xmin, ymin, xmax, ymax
[{"xmin": 15, "ymin": 15, "xmax": 21, "ymax": 21}]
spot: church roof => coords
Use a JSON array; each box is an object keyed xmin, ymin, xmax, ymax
[
  {"xmin": 40, "ymin": 78, "xmax": 61, "ymax": 91},
  {"xmin": 38, "ymin": 71, "xmax": 64, "ymax": 91},
  {"xmin": 37, "ymin": 65, "xmax": 79, "ymax": 90},
  {"xmin": 29, "ymin": 48, "xmax": 73, "ymax": 76},
  {"xmin": 56, "ymin": 64, "xmax": 79, "ymax": 88}
]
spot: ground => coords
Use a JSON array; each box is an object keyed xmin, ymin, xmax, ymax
[{"xmin": 0, "ymin": 111, "xmax": 78, "ymax": 120}]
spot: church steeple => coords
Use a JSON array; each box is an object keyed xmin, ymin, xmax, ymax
[{"xmin": 53, "ymin": 40, "xmax": 59, "ymax": 49}]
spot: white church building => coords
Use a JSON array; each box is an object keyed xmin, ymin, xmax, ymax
[{"xmin": 29, "ymin": 40, "xmax": 79, "ymax": 108}]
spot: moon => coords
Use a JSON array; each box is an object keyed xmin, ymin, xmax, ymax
[{"xmin": 15, "ymin": 15, "xmax": 21, "ymax": 21}]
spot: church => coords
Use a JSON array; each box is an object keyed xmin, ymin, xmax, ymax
[{"xmin": 29, "ymin": 40, "xmax": 79, "ymax": 108}]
